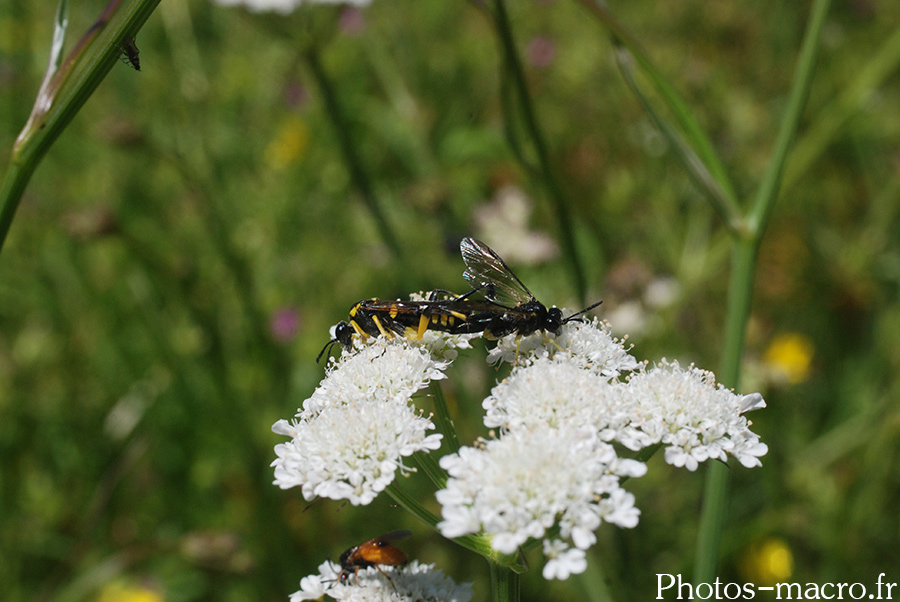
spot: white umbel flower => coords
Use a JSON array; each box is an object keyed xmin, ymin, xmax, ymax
[
  {"xmin": 272, "ymin": 340, "xmax": 448, "ymax": 505},
  {"xmin": 623, "ymin": 360, "xmax": 768, "ymax": 471},
  {"xmin": 290, "ymin": 560, "xmax": 473, "ymax": 602},
  {"xmin": 306, "ymin": 340, "xmax": 450, "ymax": 414},
  {"xmin": 436, "ymin": 427, "xmax": 644, "ymax": 578},
  {"xmin": 482, "ymin": 357, "xmax": 622, "ymax": 431},
  {"xmin": 481, "ymin": 356, "xmax": 652, "ymax": 450},
  {"xmin": 486, "ymin": 317, "xmax": 639, "ymax": 377}
]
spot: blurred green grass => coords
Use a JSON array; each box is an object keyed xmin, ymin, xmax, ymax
[{"xmin": 2, "ymin": 0, "xmax": 900, "ymax": 600}]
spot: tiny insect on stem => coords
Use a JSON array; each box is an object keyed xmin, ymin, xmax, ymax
[{"xmin": 119, "ymin": 36, "xmax": 141, "ymax": 71}]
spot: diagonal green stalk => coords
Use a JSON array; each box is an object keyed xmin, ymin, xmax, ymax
[
  {"xmin": 745, "ymin": 0, "xmax": 835, "ymax": 235},
  {"xmin": 576, "ymin": 0, "xmax": 739, "ymax": 209},
  {"xmin": 385, "ymin": 483, "xmax": 525, "ymax": 572},
  {"xmin": 783, "ymin": 23, "xmax": 900, "ymax": 195},
  {"xmin": 412, "ymin": 451, "xmax": 448, "ymax": 490},
  {"xmin": 488, "ymin": 0, "xmax": 587, "ymax": 304},
  {"xmin": 428, "ymin": 381, "xmax": 460, "ymax": 455},
  {"xmin": 613, "ymin": 45, "xmax": 745, "ymax": 235},
  {"xmin": 302, "ymin": 44, "xmax": 402, "ymax": 260},
  {"xmin": 694, "ymin": 0, "xmax": 833, "ymax": 584},
  {"xmin": 0, "ymin": 0, "xmax": 160, "ymax": 257}
]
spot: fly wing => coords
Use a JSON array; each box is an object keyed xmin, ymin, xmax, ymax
[
  {"xmin": 460, "ymin": 237, "xmax": 535, "ymax": 308},
  {"xmin": 356, "ymin": 530, "xmax": 412, "ymax": 566}
]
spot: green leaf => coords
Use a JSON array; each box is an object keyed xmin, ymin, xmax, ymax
[{"xmin": 577, "ymin": 0, "xmax": 740, "ymax": 210}]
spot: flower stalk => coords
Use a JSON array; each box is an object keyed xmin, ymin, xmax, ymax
[
  {"xmin": 0, "ymin": 0, "xmax": 161, "ymax": 256},
  {"xmin": 487, "ymin": 0, "xmax": 587, "ymax": 304}
]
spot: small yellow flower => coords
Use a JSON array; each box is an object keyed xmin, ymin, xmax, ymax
[
  {"xmin": 264, "ymin": 116, "xmax": 309, "ymax": 170},
  {"xmin": 740, "ymin": 538, "xmax": 794, "ymax": 585},
  {"xmin": 97, "ymin": 582, "xmax": 164, "ymax": 602},
  {"xmin": 763, "ymin": 333, "xmax": 813, "ymax": 384}
]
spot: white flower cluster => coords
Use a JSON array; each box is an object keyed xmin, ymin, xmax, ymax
[
  {"xmin": 436, "ymin": 318, "xmax": 767, "ymax": 579},
  {"xmin": 291, "ymin": 560, "xmax": 472, "ymax": 602},
  {"xmin": 437, "ymin": 427, "xmax": 645, "ymax": 580},
  {"xmin": 271, "ymin": 340, "xmax": 448, "ymax": 505},
  {"xmin": 621, "ymin": 360, "xmax": 768, "ymax": 471},
  {"xmin": 480, "ymin": 320, "xmax": 767, "ymax": 470},
  {"xmin": 274, "ymin": 305, "xmax": 768, "ymax": 584},
  {"xmin": 486, "ymin": 316, "xmax": 639, "ymax": 375}
]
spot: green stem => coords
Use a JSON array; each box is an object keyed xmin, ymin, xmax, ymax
[
  {"xmin": 386, "ymin": 481, "xmax": 443, "ymax": 531},
  {"xmin": 693, "ymin": 461, "xmax": 730, "ymax": 584},
  {"xmin": 634, "ymin": 442, "xmax": 662, "ymax": 464},
  {"xmin": 693, "ymin": 235, "xmax": 758, "ymax": 583},
  {"xmin": 489, "ymin": 562, "xmax": 521, "ymax": 602},
  {"xmin": 385, "ymin": 483, "xmax": 525, "ymax": 571},
  {"xmin": 694, "ymin": 0, "xmax": 832, "ymax": 584},
  {"xmin": 0, "ymin": 161, "xmax": 36, "ymax": 256},
  {"xmin": 412, "ymin": 451, "xmax": 448, "ymax": 490},
  {"xmin": 0, "ymin": 0, "xmax": 160, "ymax": 257},
  {"xmin": 718, "ymin": 239, "xmax": 759, "ymax": 389},
  {"xmin": 747, "ymin": 0, "xmax": 833, "ymax": 235},
  {"xmin": 489, "ymin": 0, "xmax": 587, "ymax": 304},
  {"xmin": 429, "ymin": 381, "xmax": 460, "ymax": 455},
  {"xmin": 783, "ymin": 23, "xmax": 900, "ymax": 194},
  {"xmin": 302, "ymin": 44, "xmax": 402, "ymax": 259}
]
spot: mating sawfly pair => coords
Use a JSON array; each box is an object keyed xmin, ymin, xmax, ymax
[{"xmin": 318, "ymin": 237, "xmax": 601, "ymax": 362}]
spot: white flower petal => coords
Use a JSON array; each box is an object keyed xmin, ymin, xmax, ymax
[
  {"xmin": 619, "ymin": 361, "xmax": 768, "ymax": 469},
  {"xmin": 486, "ymin": 317, "xmax": 639, "ymax": 377},
  {"xmin": 437, "ymin": 427, "xmax": 642, "ymax": 574},
  {"xmin": 541, "ymin": 540, "xmax": 587, "ymax": 580},
  {"xmin": 290, "ymin": 560, "xmax": 472, "ymax": 602},
  {"xmin": 272, "ymin": 397, "xmax": 442, "ymax": 505}
]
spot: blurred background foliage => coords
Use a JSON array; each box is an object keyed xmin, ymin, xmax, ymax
[{"xmin": 1, "ymin": 0, "xmax": 900, "ymax": 600}]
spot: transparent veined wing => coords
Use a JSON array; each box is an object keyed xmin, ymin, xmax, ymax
[{"xmin": 460, "ymin": 237, "xmax": 535, "ymax": 308}]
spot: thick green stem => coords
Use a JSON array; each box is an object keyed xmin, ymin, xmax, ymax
[
  {"xmin": 0, "ymin": 0, "xmax": 160, "ymax": 257},
  {"xmin": 747, "ymin": 0, "xmax": 833, "ymax": 235},
  {"xmin": 412, "ymin": 451, "xmax": 448, "ymax": 490},
  {"xmin": 489, "ymin": 0, "xmax": 586, "ymax": 304},
  {"xmin": 0, "ymin": 161, "xmax": 37, "ymax": 255},
  {"xmin": 489, "ymin": 561, "xmax": 521, "ymax": 602},
  {"xmin": 385, "ymin": 481, "xmax": 443, "ymax": 531},
  {"xmin": 694, "ymin": 0, "xmax": 832, "ymax": 584}
]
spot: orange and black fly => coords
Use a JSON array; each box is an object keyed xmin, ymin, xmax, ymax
[{"xmin": 336, "ymin": 530, "xmax": 412, "ymax": 586}]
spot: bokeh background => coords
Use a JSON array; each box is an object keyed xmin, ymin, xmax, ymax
[{"xmin": 2, "ymin": 0, "xmax": 900, "ymax": 600}]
